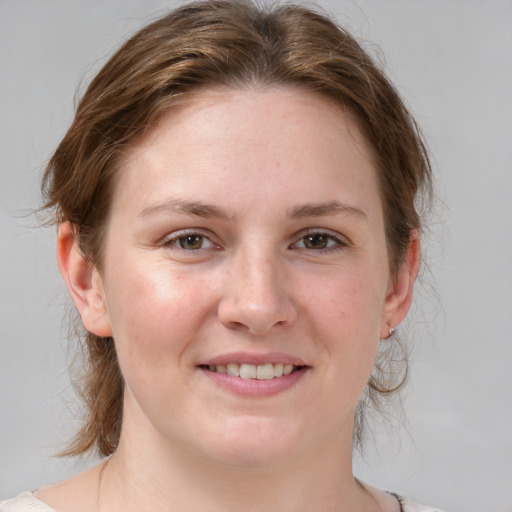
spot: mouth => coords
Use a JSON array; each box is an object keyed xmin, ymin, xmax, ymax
[
  {"xmin": 199, "ymin": 362, "xmax": 304, "ymax": 380},
  {"xmin": 198, "ymin": 354, "xmax": 310, "ymax": 397}
]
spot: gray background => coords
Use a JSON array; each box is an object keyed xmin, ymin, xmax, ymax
[{"xmin": 1, "ymin": 1, "xmax": 511, "ymax": 511}]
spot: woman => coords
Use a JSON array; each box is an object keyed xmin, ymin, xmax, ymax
[{"xmin": 1, "ymin": 1, "xmax": 442, "ymax": 511}]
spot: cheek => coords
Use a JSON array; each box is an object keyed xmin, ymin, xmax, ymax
[
  {"xmin": 304, "ymin": 267, "xmax": 386, "ymax": 390},
  {"xmin": 103, "ymin": 258, "xmax": 215, "ymax": 366},
  {"xmin": 309, "ymin": 267, "xmax": 386, "ymax": 336}
]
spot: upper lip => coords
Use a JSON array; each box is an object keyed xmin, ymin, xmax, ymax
[{"xmin": 200, "ymin": 352, "xmax": 308, "ymax": 367}]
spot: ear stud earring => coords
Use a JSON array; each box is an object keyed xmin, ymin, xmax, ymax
[{"xmin": 380, "ymin": 327, "xmax": 396, "ymax": 341}]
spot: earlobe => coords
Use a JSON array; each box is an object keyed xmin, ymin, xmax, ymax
[
  {"xmin": 57, "ymin": 222, "xmax": 112, "ymax": 337},
  {"xmin": 380, "ymin": 230, "xmax": 421, "ymax": 339}
]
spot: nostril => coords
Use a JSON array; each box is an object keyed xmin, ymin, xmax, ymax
[
  {"xmin": 222, "ymin": 317, "xmax": 291, "ymax": 336},
  {"xmin": 229, "ymin": 321, "xmax": 249, "ymax": 331}
]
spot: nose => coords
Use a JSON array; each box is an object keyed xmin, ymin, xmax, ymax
[{"xmin": 218, "ymin": 247, "xmax": 298, "ymax": 335}]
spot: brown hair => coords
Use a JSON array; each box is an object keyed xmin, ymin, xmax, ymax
[{"xmin": 42, "ymin": 0, "xmax": 432, "ymax": 456}]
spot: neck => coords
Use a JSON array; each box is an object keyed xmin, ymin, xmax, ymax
[{"xmin": 98, "ymin": 412, "xmax": 375, "ymax": 512}]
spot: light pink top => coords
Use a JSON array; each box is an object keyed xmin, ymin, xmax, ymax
[{"xmin": 0, "ymin": 491, "xmax": 445, "ymax": 511}]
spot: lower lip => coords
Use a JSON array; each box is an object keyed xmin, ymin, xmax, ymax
[{"xmin": 200, "ymin": 367, "xmax": 309, "ymax": 397}]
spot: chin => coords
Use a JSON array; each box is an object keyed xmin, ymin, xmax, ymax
[{"xmin": 194, "ymin": 416, "xmax": 305, "ymax": 471}]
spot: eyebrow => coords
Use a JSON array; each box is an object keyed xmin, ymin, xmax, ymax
[
  {"xmin": 138, "ymin": 199, "xmax": 366, "ymax": 221},
  {"xmin": 288, "ymin": 201, "xmax": 367, "ymax": 220},
  {"xmin": 138, "ymin": 199, "xmax": 231, "ymax": 220}
]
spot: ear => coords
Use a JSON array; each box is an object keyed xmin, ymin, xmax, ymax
[
  {"xmin": 380, "ymin": 230, "xmax": 421, "ymax": 339},
  {"xmin": 57, "ymin": 222, "xmax": 113, "ymax": 337}
]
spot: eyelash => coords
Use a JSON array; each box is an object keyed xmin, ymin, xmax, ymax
[
  {"xmin": 162, "ymin": 230, "xmax": 218, "ymax": 252},
  {"xmin": 161, "ymin": 229, "xmax": 348, "ymax": 254},
  {"xmin": 291, "ymin": 230, "xmax": 348, "ymax": 254}
]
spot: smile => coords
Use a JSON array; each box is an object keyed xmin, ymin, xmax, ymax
[
  {"xmin": 198, "ymin": 352, "xmax": 310, "ymax": 396},
  {"xmin": 199, "ymin": 356, "xmax": 309, "ymax": 397},
  {"xmin": 205, "ymin": 363, "xmax": 297, "ymax": 380}
]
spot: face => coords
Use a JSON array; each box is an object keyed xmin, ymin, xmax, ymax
[{"xmin": 72, "ymin": 86, "xmax": 415, "ymax": 470}]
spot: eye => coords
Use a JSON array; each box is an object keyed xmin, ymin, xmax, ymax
[
  {"xmin": 293, "ymin": 231, "xmax": 346, "ymax": 252},
  {"xmin": 165, "ymin": 232, "xmax": 216, "ymax": 251}
]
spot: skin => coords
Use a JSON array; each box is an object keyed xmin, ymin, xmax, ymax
[{"xmin": 41, "ymin": 86, "xmax": 419, "ymax": 512}]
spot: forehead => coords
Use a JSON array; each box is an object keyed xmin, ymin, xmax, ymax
[
  {"xmin": 127, "ymin": 84, "xmax": 373, "ymax": 160},
  {"xmin": 113, "ymin": 85, "xmax": 381, "ymax": 220}
]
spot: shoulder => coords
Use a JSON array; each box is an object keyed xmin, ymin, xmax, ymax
[
  {"xmin": 0, "ymin": 492, "xmax": 56, "ymax": 512},
  {"xmin": 395, "ymin": 494, "xmax": 445, "ymax": 512}
]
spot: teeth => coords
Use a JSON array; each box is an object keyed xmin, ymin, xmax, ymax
[
  {"xmin": 256, "ymin": 363, "xmax": 274, "ymax": 380},
  {"xmin": 239, "ymin": 363, "xmax": 257, "ymax": 379},
  {"xmin": 210, "ymin": 362, "xmax": 298, "ymax": 379},
  {"xmin": 226, "ymin": 363, "xmax": 240, "ymax": 377}
]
